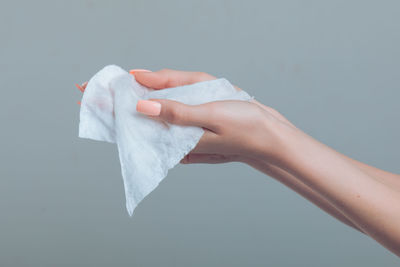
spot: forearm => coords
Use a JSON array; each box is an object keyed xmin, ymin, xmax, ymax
[
  {"xmin": 244, "ymin": 158, "xmax": 364, "ymax": 233},
  {"xmin": 341, "ymin": 155, "xmax": 400, "ymax": 191},
  {"xmin": 252, "ymin": 99, "xmax": 400, "ymax": 190},
  {"xmin": 271, "ymin": 125, "xmax": 400, "ymax": 255}
]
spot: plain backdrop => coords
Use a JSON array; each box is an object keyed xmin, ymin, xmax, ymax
[{"xmin": 1, "ymin": 0, "xmax": 399, "ymax": 266}]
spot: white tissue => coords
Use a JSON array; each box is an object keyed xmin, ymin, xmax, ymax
[{"xmin": 79, "ymin": 65, "xmax": 252, "ymax": 216}]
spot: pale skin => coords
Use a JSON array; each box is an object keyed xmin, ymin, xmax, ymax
[{"xmin": 78, "ymin": 69, "xmax": 400, "ymax": 256}]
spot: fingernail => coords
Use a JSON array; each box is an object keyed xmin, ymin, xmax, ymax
[
  {"xmin": 75, "ymin": 83, "xmax": 84, "ymax": 92},
  {"xmin": 136, "ymin": 100, "xmax": 161, "ymax": 116},
  {"xmin": 129, "ymin": 69, "xmax": 152, "ymax": 75}
]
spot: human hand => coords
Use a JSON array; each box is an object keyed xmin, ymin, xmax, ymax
[
  {"xmin": 130, "ymin": 70, "xmax": 400, "ymax": 256},
  {"xmin": 132, "ymin": 69, "xmax": 296, "ymax": 164}
]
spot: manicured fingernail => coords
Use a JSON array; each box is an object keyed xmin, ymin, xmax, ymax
[
  {"xmin": 136, "ymin": 100, "xmax": 161, "ymax": 116},
  {"xmin": 81, "ymin": 81, "xmax": 88, "ymax": 89},
  {"xmin": 129, "ymin": 69, "xmax": 152, "ymax": 75},
  {"xmin": 75, "ymin": 83, "xmax": 84, "ymax": 92}
]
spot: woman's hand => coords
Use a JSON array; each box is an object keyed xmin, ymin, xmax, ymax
[
  {"xmin": 132, "ymin": 69, "xmax": 400, "ymax": 256},
  {"xmin": 78, "ymin": 68, "xmax": 296, "ymax": 163},
  {"xmin": 132, "ymin": 69, "xmax": 295, "ymax": 164},
  {"xmin": 77, "ymin": 68, "xmax": 400, "ymax": 255}
]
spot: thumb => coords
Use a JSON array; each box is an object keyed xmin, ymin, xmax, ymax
[{"xmin": 136, "ymin": 99, "xmax": 216, "ymax": 130}]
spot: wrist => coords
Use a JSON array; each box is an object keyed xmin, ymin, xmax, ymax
[
  {"xmin": 257, "ymin": 117, "xmax": 305, "ymax": 167},
  {"xmin": 272, "ymin": 123, "xmax": 328, "ymax": 178}
]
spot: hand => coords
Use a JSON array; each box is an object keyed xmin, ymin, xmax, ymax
[
  {"xmin": 132, "ymin": 69, "xmax": 296, "ymax": 164},
  {"xmin": 77, "ymin": 68, "xmax": 400, "ymax": 256}
]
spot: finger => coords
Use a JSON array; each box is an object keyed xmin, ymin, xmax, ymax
[
  {"xmin": 81, "ymin": 81, "xmax": 88, "ymax": 90},
  {"xmin": 75, "ymin": 82, "xmax": 88, "ymax": 93},
  {"xmin": 136, "ymin": 99, "xmax": 219, "ymax": 131},
  {"xmin": 75, "ymin": 83, "xmax": 85, "ymax": 93},
  {"xmin": 76, "ymin": 82, "xmax": 88, "ymax": 105},
  {"xmin": 180, "ymin": 153, "xmax": 239, "ymax": 164},
  {"xmin": 133, "ymin": 68, "xmax": 216, "ymax": 89},
  {"xmin": 129, "ymin": 69, "xmax": 151, "ymax": 75}
]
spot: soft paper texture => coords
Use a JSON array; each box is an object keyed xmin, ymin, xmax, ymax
[{"xmin": 79, "ymin": 65, "xmax": 252, "ymax": 216}]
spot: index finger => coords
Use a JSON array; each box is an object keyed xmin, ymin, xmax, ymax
[{"xmin": 131, "ymin": 68, "xmax": 216, "ymax": 89}]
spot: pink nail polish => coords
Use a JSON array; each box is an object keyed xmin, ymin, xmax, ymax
[
  {"xmin": 75, "ymin": 83, "xmax": 84, "ymax": 92},
  {"xmin": 129, "ymin": 69, "xmax": 152, "ymax": 75},
  {"xmin": 136, "ymin": 100, "xmax": 161, "ymax": 116}
]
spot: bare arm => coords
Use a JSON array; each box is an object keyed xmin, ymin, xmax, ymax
[
  {"xmin": 242, "ymin": 143, "xmax": 400, "ymax": 236},
  {"xmin": 273, "ymin": 126, "xmax": 400, "ymax": 255},
  {"xmin": 341, "ymin": 155, "xmax": 400, "ymax": 191},
  {"xmin": 128, "ymin": 68, "xmax": 400, "ymax": 256},
  {"xmin": 244, "ymin": 158, "xmax": 364, "ymax": 233}
]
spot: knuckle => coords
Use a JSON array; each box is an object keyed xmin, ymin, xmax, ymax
[
  {"xmin": 165, "ymin": 104, "xmax": 181, "ymax": 123},
  {"xmin": 203, "ymin": 102, "xmax": 221, "ymax": 130},
  {"xmin": 165, "ymin": 76, "xmax": 175, "ymax": 88}
]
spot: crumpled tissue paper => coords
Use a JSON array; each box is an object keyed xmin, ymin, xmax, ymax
[{"xmin": 79, "ymin": 65, "xmax": 252, "ymax": 216}]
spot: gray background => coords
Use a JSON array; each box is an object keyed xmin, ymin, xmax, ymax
[{"xmin": 1, "ymin": 0, "xmax": 399, "ymax": 266}]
